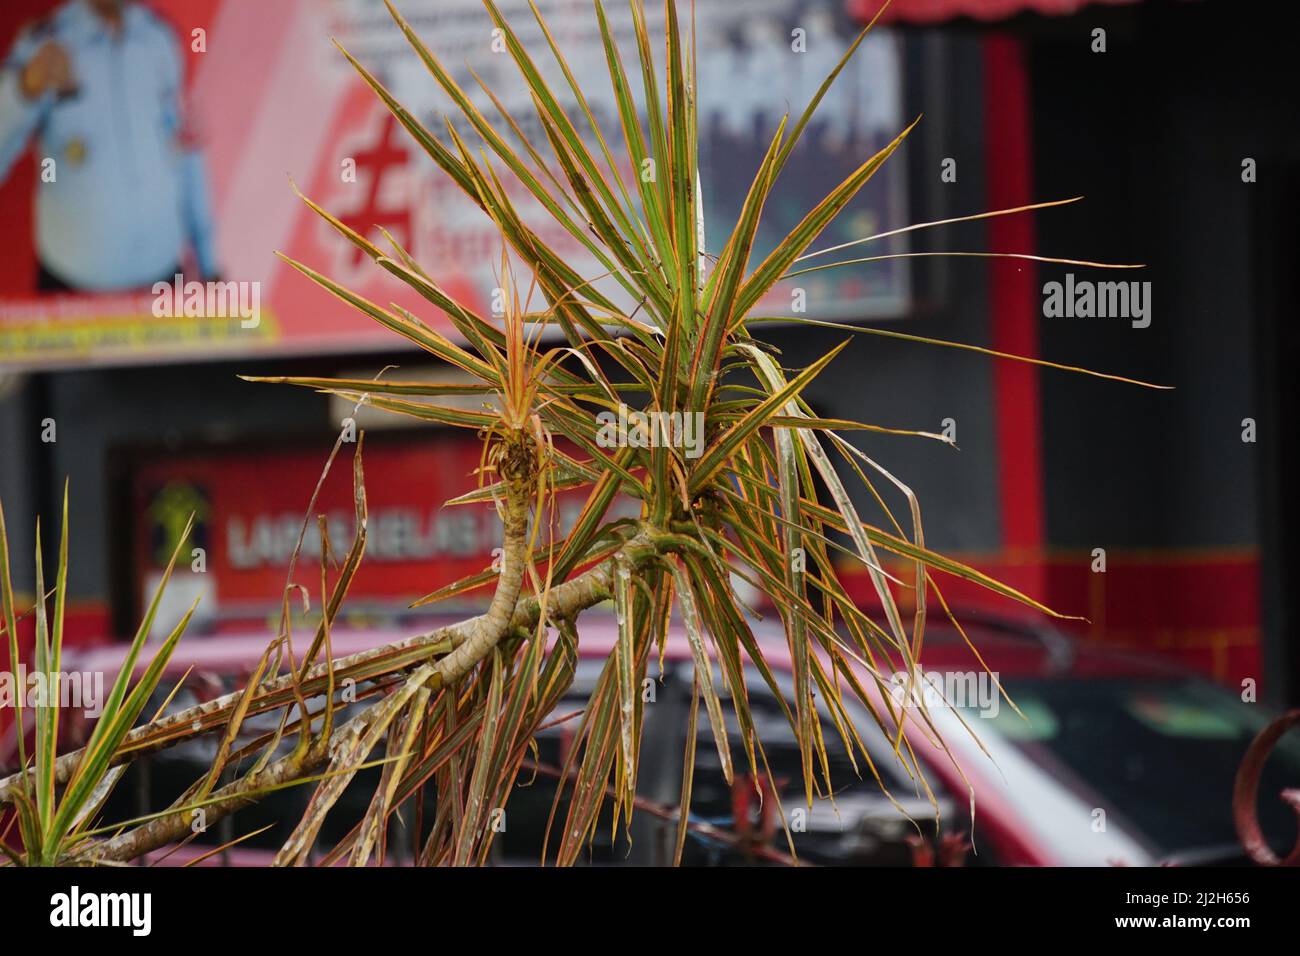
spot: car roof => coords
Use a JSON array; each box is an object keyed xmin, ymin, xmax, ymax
[
  {"xmin": 891, "ymin": 625, "xmax": 1190, "ymax": 680},
  {"xmin": 65, "ymin": 609, "xmax": 1192, "ymax": 684}
]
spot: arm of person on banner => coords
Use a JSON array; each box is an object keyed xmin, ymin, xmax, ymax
[
  {"xmin": 0, "ymin": 20, "xmax": 71, "ymax": 183},
  {"xmin": 180, "ymin": 148, "xmax": 220, "ymax": 281},
  {"xmin": 159, "ymin": 21, "xmax": 220, "ymax": 281}
]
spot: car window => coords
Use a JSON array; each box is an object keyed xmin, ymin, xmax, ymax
[
  {"xmin": 673, "ymin": 666, "xmax": 960, "ymax": 866},
  {"xmin": 981, "ymin": 677, "xmax": 1300, "ymax": 861}
]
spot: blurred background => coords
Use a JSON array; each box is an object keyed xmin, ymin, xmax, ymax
[{"xmin": 1, "ymin": 0, "xmax": 1296, "ymax": 865}]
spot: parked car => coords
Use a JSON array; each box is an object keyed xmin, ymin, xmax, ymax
[{"xmin": 35, "ymin": 612, "xmax": 1300, "ymax": 866}]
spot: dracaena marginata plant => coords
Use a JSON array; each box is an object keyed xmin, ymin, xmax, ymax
[{"xmin": 0, "ymin": 0, "xmax": 1161, "ymax": 866}]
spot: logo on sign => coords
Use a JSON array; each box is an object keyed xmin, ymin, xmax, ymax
[{"xmin": 147, "ymin": 482, "xmax": 210, "ymax": 568}]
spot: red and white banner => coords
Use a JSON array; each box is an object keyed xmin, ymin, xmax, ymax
[{"xmin": 0, "ymin": 0, "xmax": 908, "ymax": 369}]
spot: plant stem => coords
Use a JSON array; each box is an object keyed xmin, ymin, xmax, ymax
[{"xmin": 62, "ymin": 515, "xmax": 657, "ymax": 863}]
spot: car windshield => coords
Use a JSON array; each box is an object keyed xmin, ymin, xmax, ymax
[{"xmin": 980, "ymin": 677, "xmax": 1300, "ymax": 860}]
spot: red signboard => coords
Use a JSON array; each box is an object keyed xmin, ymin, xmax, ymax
[{"xmin": 129, "ymin": 433, "xmax": 625, "ymax": 633}]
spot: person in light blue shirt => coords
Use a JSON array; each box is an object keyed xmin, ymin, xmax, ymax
[{"xmin": 0, "ymin": 0, "xmax": 219, "ymax": 292}]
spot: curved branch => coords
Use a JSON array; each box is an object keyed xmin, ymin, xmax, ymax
[
  {"xmin": 428, "ymin": 471, "xmax": 533, "ymax": 686},
  {"xmin": 269, "ymin": 476, "xmax": 534, "ymax": 866},
  {"xmin": 73, "ymin": 528, "xmax": 655, "ymax": 864},
  {"xmin": 1233, "ymin": 709, "xmax": 1300, "ymax": 866},
  {"xmin": 0, "ymin": 528, "xmax": 647, "ymax": 810}
]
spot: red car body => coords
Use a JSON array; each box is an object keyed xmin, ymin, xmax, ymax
[{"xmin": 6, "ymin": 612, "xmax": 1288, "ymax": 866}]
